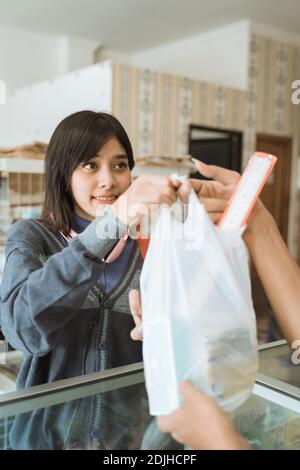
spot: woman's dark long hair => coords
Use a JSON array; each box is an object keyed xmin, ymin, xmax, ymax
[{"xmin": 41, "ymin": 111, "xmax": 134, "ymax": 235}]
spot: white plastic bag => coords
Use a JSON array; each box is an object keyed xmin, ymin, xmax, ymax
[{"xmin": 140, "ymin": 190, "xmax": 258, "ymax": 416}]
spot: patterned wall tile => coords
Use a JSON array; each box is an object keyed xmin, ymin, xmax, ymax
[
  {"xmin": 243, "ymin": 34, "xmax": 259, "ymax": 166},
  {"xmin": 139, "ymin": 68, "xmax": 155, "ymax": 156},
  {"xmin": 178, "ymin": 77, "xmax": 193, "ymax": 155},
  {"xmin": 247, "ymin": 34, "xmax": 300, "ymax": 138},
  {"xmin": 112, "ymin": 63, "xmax": 245, "ymax": 158},
  {"xmin": 245, "ymin": 33, "xmax": 300, "ymax": 255}
]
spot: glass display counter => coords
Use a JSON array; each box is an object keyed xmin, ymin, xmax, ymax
[
  {"xmin": 0, "ymin": 340, "xmax": 299, "ymax": 450},
  {"xmin": 233, "ymin": 341, "xmax": 300, "ymax": 449},
  {"xmin": 0, "ymin": 363, "xmax": 175, "ymax": 450}
]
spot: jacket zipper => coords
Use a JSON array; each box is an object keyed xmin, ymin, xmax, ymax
[{"xmin": 90, "ymin": 243, "xmax": 140, "ymax": 446}]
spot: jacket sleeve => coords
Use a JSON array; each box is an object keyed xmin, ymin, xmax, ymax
[{"xmin": 0, "ymin": 207, "xmax": 127, "ymax": 356}]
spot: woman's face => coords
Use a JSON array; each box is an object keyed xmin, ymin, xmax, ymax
[{"xmin": 70, "ymin": 137, "xmax": 131, "ymax": 220}]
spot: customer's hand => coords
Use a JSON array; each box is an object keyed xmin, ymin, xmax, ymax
[
  {"xmin": 129, "ymin": 289, "xmax": 143, "ymax": 341},
  {"xmin": 189, "ymin": 160, "xmax": 240, "ymax": 224},
  {"xmin": 157, "ymin": 381, "xmax": 250, "ymax": 450},
  {"xmin": 190, "ymin": 159, "xmax": 272, "ymax": 238}
]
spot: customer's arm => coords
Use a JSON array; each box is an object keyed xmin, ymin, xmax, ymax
[
  {"xmin": 192, "ymin": 160, "xmax": 300, "ymax": 344},
  {"xmin": 244, "ymin": 201, "xmax": 300, "ymax": 344}
]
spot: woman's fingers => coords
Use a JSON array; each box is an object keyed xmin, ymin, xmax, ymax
[
  {"xmin": 130, "ymin": 325, "xmax": 143, "ymax": 341},
  {"xmin": 129, "ymin": 289, "xmax": 143, "ymax": 341},
  {"xmin": 167, "ymin": 176, "xmax": 182, "ymax": 191},
  {"xmin": 177, "ymin": 181, "xmax": 191, "ymax": 204},
  {"xmin": 129, "ymin": 289, "xmax": 142, "ymax": 324}
]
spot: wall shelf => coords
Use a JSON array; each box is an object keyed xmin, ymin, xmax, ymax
[{"xmin": 0, "ymin": 158, "xmax": 44, "ymax": 174}]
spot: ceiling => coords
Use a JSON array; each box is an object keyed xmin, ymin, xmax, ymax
[{"xmin": 0, "ymin": 0, "xmax": 299, "ymax": 52}]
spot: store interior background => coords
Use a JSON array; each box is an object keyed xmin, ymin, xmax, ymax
[{"xmin": 1, "ymin": 0, "xmax": 300, "ymax": 344}]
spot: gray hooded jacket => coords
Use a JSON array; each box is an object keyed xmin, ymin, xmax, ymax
[{"xmin": 0, "ymin": 207, "xmax": 146, "ymax": 449}]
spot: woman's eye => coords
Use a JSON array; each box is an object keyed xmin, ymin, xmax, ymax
[
  {"xmin": 82, "ymin": 162, "xmax": 97, "ymax": 170},
  {"xmin": 114, "ymin": 162, "xmax": 128, "ymax": 170}
]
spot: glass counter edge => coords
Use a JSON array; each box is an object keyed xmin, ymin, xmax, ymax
[
  {"xmin": 0, "ymin": 362, "xmax": 145, "ymax": 420},
  {"xmin": 0, "ymin": 340, "xmax": 297, "ymax": 419}
]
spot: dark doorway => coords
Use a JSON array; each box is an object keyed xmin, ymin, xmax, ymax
[
  {"xmin": 256, "ymin": 133, "xmax": 292, "ymax": 243},
  {"xmin": 188, "ymin": 125, "xmax": 242, "ymax": 178}
]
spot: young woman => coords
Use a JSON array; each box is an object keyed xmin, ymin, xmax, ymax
[{"xmin": 0, "ymin": 110, "xmax": 187, "ymax": 449}]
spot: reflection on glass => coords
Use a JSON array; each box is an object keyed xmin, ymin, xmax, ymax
[
  {"xmin": 0, "ymin": 381, "xmax": 182, "ymax": 450},
  {"xmin": 233, "ymin": 394, "xmax": 300, "ymax": 450},
  {"xmin": 259, "ymin": 343, "xmax": 300, "ymax": 388},
  {"xmin": 0, "ymin": 350, "xmax": 23, "ymax": 394},
  {"xmin": 1, "ymin": 343, "xmax": 300, "ymax": 450}
]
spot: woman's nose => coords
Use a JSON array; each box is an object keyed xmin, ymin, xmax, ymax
[{"xmin": 97, "ymin": 168, "xmax": 115, "ymax": 188}]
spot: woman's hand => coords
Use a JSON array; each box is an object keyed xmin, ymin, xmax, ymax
[
  {"xmin": 129, "ymin": 289, "xmax": 143, "ymax": 341},
  {"xmin": 157, "ymin": 381, "xmax": 250, "ymax": 450},
  {"xmin": 111, "ymin": 174, "xmax": 189, "ymax": 228}
]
